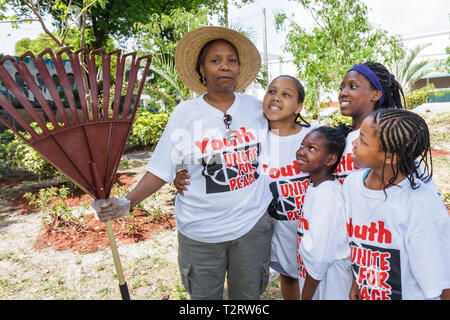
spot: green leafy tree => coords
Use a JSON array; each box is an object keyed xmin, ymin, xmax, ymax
[
  {"xmin": 0, "ymin": 0, "xmax": 99, "ymax": 49},
  {"xmin": 1, "ymin": 1, "xmax": 254, "ymax": 49},
  {"xmin": 14, "ymin": 29, "xmax": 83, "ymax": 55},
  {"xmin": 279, "ymin": 0, "xmax": 404, "ymax": 115}
]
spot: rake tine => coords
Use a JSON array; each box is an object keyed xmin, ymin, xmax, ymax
[
  {"xmin": 17, "ymin": 52, "xmax": 60, "ymax": 129},
  {"xmin": 86, "ymin": 48, "xmax": 105, "ymax": 121},
  {"xmin": 112, "ymin": 52, "xmax": 127, "ymax": 119},
  {"xmin": 120, "ymin": 52, "xmax": 137, "ymax": 119},
  {"xmin": 54, "ymin": 47, "xmax": 80, "ymax": 123},
  {"xmin": 0, "ymin": 56, "xmax": 50, "ymax": 135},
  {"xmin": 70, "ymin": 47, "xmax": 91, "ymax": 122},
  {"xmin": 103, "ymin": 50, "xmax": 121, "ymax": 119},
  {"xmin": 36, "ymin": 49, "xmax": 71, "ymax": 125},
  {"xmin": 0, "ymin": 92, "xmax": 38, "ymax": 140},
  {"xmin": 131, "ymin": 55, "xmax": 152, "ymax": 119}
]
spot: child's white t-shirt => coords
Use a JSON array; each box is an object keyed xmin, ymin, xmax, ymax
[
  {"xmin": 146, "ymin": 93, "xmax": 273, "ymax": 243},
  {"xmin": 263, "ymin": 125, "xmax": 316, "ymax": 278},
  {"xmin": 343, "ymin": 170, "xmax": 450, "ymax": 300},
  {"xmin": 297, "ymin": 180, "xmax": 353, "ymax": 299},
  {"xmin": 334, "ymin": 129, "xmax": 361, "ymax": 183}
]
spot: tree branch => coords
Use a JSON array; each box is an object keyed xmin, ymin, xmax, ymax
[{"xmin": 21, "ymin": 0, "xmax": 62, "ymax": 47}]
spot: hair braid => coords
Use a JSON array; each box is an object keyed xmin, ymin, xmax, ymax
[
  {"xmin": 363, "ymin": 62, "xmax": 406, "ymax": 110},
  {"xmin": 370, "ymin": 109, "xmax": 432, "ymax": 191}
]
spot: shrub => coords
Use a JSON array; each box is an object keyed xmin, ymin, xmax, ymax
[
  {"xmin": 405, "ymin": 84, "xmax": 435, "ymax": 109},
  {"xmin": 0, "ymin": 130, "xmax": 19, "ymax": 177},
  {"xmin": 126, "ymin": 109, "xmax": 170, "ymax": 151},
  {"xmin": 24, "ymin": 186, "xmax": 90, "ymax": 233},
  {"xmin": 328, "ymin": 110, "xmax": 352, "ymax": 128}
]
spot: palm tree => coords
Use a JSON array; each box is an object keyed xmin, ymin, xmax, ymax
[{"xmin": 390, "ymin": 43, "xmax": 437, "ymax": 94}]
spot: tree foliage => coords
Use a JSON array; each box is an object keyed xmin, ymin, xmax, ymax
[
  {"xmin": 389, "ymin": 43, "xmax": 438, "ymax": 94},
  {"xmin": 1, "ymin": 0, "xmax": 254, "ymax": 49},
  {"xmin": 280, "ymin": 0, "xmax": 404, "ymax": 113}
]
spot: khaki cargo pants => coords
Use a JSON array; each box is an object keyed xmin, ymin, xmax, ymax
[{"xmin": 177, "ymin": 211, "xmax": 275, "ymax": 300}]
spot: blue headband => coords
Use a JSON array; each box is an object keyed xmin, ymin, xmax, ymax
[{"xmin": 349, "ymin": 64, "xmax": 384, "ymax": 107}]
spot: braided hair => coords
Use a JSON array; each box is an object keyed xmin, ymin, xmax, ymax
[
  {"xmin": 362, "ymin": 62, "xmax": 406, "ymax": 110},
  {"xmin": 309, "ymin": 126, "xmax": 347, "ymax": 173},
  {"xmin": 269, "ymin": 75, "xmax": 311, "ymax": 127},
  {"xmin": 370, "ymin": 109, "xmax": 432, "ymax": 191}
]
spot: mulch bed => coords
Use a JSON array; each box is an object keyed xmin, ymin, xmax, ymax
[{"xmin": 1, "ymin": 172, "xmax": 176, "ymax": 254}]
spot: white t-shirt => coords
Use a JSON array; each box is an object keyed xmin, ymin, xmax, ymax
[
  {"xmin": 297, "ymin": 180, "xmax": 353, "ymax": 300},
  {"xmin": 334, "ymin": 129, "xmax": 361, "ymax": 183},
  {"xmin": 343, "ymin": 170, "xmax": 450, "ymax": 300},
  {"xmin": 146, "ymin": 93, "xmax": 272, "ymax": 243},
  {"xmin": 263, "ymin": 125, "xmax": 316, "ymax": 278}
]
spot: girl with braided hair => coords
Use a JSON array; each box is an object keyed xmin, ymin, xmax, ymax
[
  {"xmin": 344, "ymin": 109, "xmax": 450, "ymax": 300},
  {"xmin": 295, "ymin": 126, "xmax": 353, "ymax": 300},
  {"xmin": 335, "ymin": 62, "xmax": 405, "ymax": 182}
]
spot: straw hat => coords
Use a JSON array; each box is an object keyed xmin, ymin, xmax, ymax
[{"xmin": 175, "ymin": 26, "xmax": 261, "ymax": 95}]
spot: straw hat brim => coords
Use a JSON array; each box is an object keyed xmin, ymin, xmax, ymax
[{"xmin": 175, "ymin": 26, "xmax": 261, "ymax": 95}]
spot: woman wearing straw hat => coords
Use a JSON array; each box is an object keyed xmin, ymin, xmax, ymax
[{"xmin": 93, "ymin": 26, "xmax": 274, "ymax": 300}]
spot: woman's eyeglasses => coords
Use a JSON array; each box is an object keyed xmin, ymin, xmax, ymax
[{"xmin": 223, "ymin": 114, "xmax": 236, "ymax": 142}]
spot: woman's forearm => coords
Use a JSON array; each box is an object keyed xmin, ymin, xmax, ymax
[{"xmin": 125, "ymin": 171, "xmax": 166, "ymax": 209}]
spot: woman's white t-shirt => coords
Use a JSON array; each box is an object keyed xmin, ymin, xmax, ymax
[
  {"xmin": 343, "ymin": 170, "xmax": 450, "ymax": 300},
  {"xmin": 263, "ymin": 126, "xmax": 316, "ymax": 278},
  {"xmin": 297, "ymin": 180, "xmax": 353, "ymax": 299},
  {"xmin": 146, "ymin": 93, "xmax": 272, "ymax": 243}
]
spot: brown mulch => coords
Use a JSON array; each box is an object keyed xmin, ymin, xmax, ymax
[{"xmin": 2, "ymin": 171, "xmax": 176, "ymax": 254}]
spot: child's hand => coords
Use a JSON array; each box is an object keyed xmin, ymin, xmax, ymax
[
  {"xmin": 174, "ymin": 169, "xmax": 191, "ymax": 196},
  {"xmin": 349, "ymin": 278, "xmax": 362, "ymax": 300}
]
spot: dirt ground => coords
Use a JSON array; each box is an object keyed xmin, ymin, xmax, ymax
[{"xmin": 0, "ymin": 154, "xmax": 191, "ymax": 300}]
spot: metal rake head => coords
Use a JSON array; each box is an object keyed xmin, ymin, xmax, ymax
[{"xmin": 0, "ymin": 47, "xmax": 152, "ymax": 199}]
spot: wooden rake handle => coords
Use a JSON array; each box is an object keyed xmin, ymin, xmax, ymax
[
  {"xmin": 105, "ymin": 220, "xmax": 130, "ymax": 300},
  {"xmin": 91, "ymin": 161, "xmax": 130, "ymax": 300}
]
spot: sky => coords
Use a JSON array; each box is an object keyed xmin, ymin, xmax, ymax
[
  {"xmin": 227, "ymin": 0, "xmax": 450, "ymax": 59},
  {"xmin": 0, "ymin": 0, "xmax": 448, "ymax": 60}
]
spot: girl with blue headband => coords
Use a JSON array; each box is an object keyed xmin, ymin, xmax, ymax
[{"xmin": 334, "ymin": 62, "xmax": 405, "ymax": 182}]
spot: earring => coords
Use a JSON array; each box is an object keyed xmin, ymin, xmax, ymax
[{"xmin": 201, "ymin": 76, "xmax": 206, "ymax": 85}]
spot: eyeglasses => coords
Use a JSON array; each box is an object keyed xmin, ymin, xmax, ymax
[
  {"xmin": 223, "ymin": 114, "xmax": 235, "ymax": 142},
  {"xmin": 223, "ymin": 114, "xmax": 232, "ymax": 130}
]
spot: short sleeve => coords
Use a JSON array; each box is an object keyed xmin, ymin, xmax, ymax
[{"xmin": 145, "ymin": 110, "xmax": 182, "ymax": 182}]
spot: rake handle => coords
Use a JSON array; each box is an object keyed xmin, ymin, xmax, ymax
[
  {"xmin": 105, "ymin": 220, "xmax": 130, "ymax": 300},
  {"xmin": 91, "ymin": 161, "xmax": 130, "ymax": 300}
]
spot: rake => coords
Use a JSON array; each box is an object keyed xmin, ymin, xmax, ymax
[{"xmin": 0, "ymin": 47, "xmax": 152, "ymax": 300}]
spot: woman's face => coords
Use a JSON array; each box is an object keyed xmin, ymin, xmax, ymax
[{"xmin": 199, "ymin": 40, "xmax": 240, "ymax": 93}]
